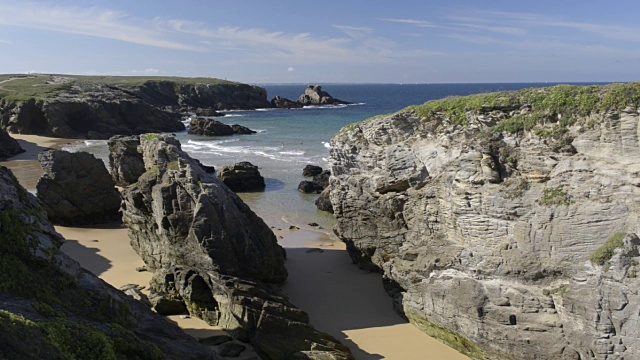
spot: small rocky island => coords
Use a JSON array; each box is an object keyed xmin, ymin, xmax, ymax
[{"xmin": 271, "ymin": 85, "xmax": 352, "ymax": 108}]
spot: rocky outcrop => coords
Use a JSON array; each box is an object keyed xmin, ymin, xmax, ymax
[
  {"xmin": 128, "ymin": 79, "xmax": 271, "ymax": 111},
  {"xmin": 298, "ymin": 180, "xmax": 324, "ymax": 194},
  {"xmin": 329, "ymin": 84, "xmax": 640, "ymax": 359},
  {"xmin": 188, "ymin": 118, "xmax": 256, "ymax": 136},
  {"xmin": 303, "ymin": 164, "xmax": 323, "ymax": 177},
  {"xmin": 117, "ymin": 135, "xmax": 352, "ymax": 359},
  {"xmin": 108, "ymin": 135, "xmax": 145, "ymax": 187},
  {"xmin": 0, "ymin": 128, "xmax": 24, "ymax": 159},
  {"xmin": 0, "ymin": 165, "xmax": 222, "ymax": 359},
  {"xmin": 271, "ymin": 96, "xmax": 303, "ymax": 109},
  {"xmin": 313, "ymin": 170, "xmax": 331, "ymax": 188},
  {"xmin": 297, "ymin": 85, "xmax": 351, "ymax": 106},
  {"xmin": 0, "ymin": 95, "xmax": 184, "ymax": 139},
  {"xmin": 36, "ymin": 150, "xmax": 121, "ymax": 225},
  {"xmin": 315, "ymin": 188, "xmax": 334, "ymax": 213},
  {"xmin": 217, "ymin": 161, "xmax": 265, "ymax": 192},
  {"xmin": 0, "ymin": 75, "xmax": 271, "ymax": 139},
  {"xmin": 271, "ymin": 85, "xmax": 352, "ymax": 108}
]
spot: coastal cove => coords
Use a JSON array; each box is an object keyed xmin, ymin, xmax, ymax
[
  {"xmin": 2, "ymin": 80, "xmax": 635, "ymax": 360},
  {"xmin": 68, "ymin": 83, "xmax": 605, "ymax": 230}
]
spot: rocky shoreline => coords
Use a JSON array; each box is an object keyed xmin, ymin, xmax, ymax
[
  {"xmin": 327, "ymin": 83, "xmax": 640, "ymax": 359},
  {"xmin": 0, "ymin": 75, "xmax": 352, "ymax": 140}
]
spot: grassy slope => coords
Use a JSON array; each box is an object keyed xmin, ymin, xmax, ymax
[{"xmin": 341, "ymin": 83, "xmax": 640, "ymax": 135}]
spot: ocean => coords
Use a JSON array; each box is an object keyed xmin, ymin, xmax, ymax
[{"xmin": 66, "ymin": 83, "xmax": 606, "ymax": 231}]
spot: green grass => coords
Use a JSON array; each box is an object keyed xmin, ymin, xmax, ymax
[
  {"xmin": 543, "ymin": 285, "xmax": 568, "ymax": 297},
  {"xmin": 590, "ymin": 232, "xmax": 626, "ymax": 268},
  {"xmin": 539, "ymin": 186, "xmax": 573, "ymax": 206},
  {"xmin": 406, "ymin": 311, "xmax": 487, "ymax": 360},
  {"xmin": 337, "ymin": 83, "xmax": 640, "ymax": 137}
]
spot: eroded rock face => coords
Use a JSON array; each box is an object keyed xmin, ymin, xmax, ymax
[
  {"xmin": 36, "ymin": 150, "xmax": 121, "ymax": 225},
  {"xmin": 329, "ymin": 102, "xmax": 640, "ymax": 359},
  {"xmin": 217, "ymin": 161, "xmax": 265, "ymax": 192},
  {"xmin": 0, "ymin": 165, "xmax": 222, "ymax": 359},
  {"xmin": 0, "ymin": 128, "xmax": 24, "ymax": 159},
  {"xmin": 108, "ymin": 135, "xmax": 145, "ymax": 187},
  {"xmin": 118, "ymin": 135, "xmax": 352, "ymax": 359}
]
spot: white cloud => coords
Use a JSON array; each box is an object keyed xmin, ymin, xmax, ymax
[
  {"xmin": 451, "ymin": 23, "xmax": 526, "ymax": 36},
  {"xmin": 332, "ymin": 25, "xmax": 374, "ymax": 39},
  {"xmin": 0, "ymin": 2, "xmax": 200, "ymax": 51},
  {"xmin": 379, "ymin": 18, "xmax": 437, "ymax": 28},
  {"xmin": 287, "ymin": 67, "xmax": 295, "ymax": 72},
  {"xmin": 0, "ymin": 39, "xmax": 11, "ymax": 44}
]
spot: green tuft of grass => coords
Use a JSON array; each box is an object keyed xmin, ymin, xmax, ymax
[
  {"xmin": 539, "ymin": 186, "xmax": 573, "ymax": 206},
  {"xmin": 406, "ymin": 311, "xmax": 487, "ymax": 359},
  {"xmin": 590, "ymin": 232, "xmax": 626, "ymax": 268}
]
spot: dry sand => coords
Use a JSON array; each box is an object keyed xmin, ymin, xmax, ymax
[{"xmin": 4, "ymin": 133, "xmax": 470, "ymax": 360}]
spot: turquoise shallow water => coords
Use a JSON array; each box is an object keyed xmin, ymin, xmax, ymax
[{"xmin": 65, "ymin": 83, "xmax": 607, "ymax": 231}]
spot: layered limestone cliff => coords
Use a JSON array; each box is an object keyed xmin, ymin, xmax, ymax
[{"xmin": 328, "ymin": 84, "xmax": 640, "ymax": 360}]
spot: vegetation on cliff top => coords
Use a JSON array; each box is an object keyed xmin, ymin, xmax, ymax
[
  {"xmin": 407, "ymin": 83, "xmax": 640, "ymax": 129},
  {"xmin": 339, "ymin": 83, "xmax": 640, "ymax": 136},
  {"xmin": 0, "ymin": 73, "xmax": 239, "ymax": 102}
]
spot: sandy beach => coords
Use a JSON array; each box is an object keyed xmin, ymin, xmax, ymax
[{"xmin": 3, "ymin": 133, "xmax": 469, "ymax": 360}]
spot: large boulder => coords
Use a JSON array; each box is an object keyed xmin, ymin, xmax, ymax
[
  {"xmin": 329, "ymin": 84, "xmax": 640, "ymax": 359},
  {"xmin": 36, "ymin": 150, "xmax": 121, "ymax": 225},
  {"xmin": 313, "ymin": 170, "xmax": 331, "ymax": 188},
  {"xmin": 302, "ymin": 164, "xmax": 323, "ymax": 177},
  {"xmin": 315, "ymin": 188, "xmax": 334, "ymax": 213},
  {"xmin": 188, "ymin": 118, "xmax": 256, "ymax": 136},
  {"xmin": 188, "ymin": 118, "xmax": 234, "ymax": 136},
  {"xmin": 298, "ymin": 180, "xmax": 323, "ymax": 194},
  {"xmin": 0, "ymin": 165, "xmax": 222, "ymax": 359},
  {"xmin": 217, "ymin": 162, "xmax": 265, "ymax": 192},
  {"xmin": 108, "ymin": 135, "xmax": 145, "ymax": 187},
  {"xmin": 0, "ymin": 128, "xmax": 24, "ymax": 159},
  {"xmin": 117, "ymin": 134, "xmax": 352, "ymax": 359},
  {"xmin": 297, "ymin": 85, "xmax": 351, "ymax": 106}
]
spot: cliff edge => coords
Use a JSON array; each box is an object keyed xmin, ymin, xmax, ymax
[{"xmin": 329, "ymin": 83, "xmax": 640, "ymax": 359}]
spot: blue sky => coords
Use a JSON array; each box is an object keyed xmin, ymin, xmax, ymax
[{"xmin": 0, "ymin": 0, "xmax": 638, "ymax": 84}]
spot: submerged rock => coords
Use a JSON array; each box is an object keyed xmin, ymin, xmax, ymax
[
  {"xmin": 36, "ymin": 150, "xmax": 121, "ymax": 225},
  {"xmin": 0, "ymin": 128, "xmax": 24, "ymax": 159},
  {"xmin": 217, "ymin": 161, "xmax": 265, "ymax": 192},
  {"xmin": 231, "ymin": 124, "xmax": 257, "ymax": 135},
  {"xmin": 298, "ymin": 180, "xmax": 323, "ymax": 194},
  {"xmin": 329, "ymin": 84, "xmax": 640, "ymax": 359},
  {"xmin": 117, "ymin": 134, "xmax": 352, "ymax": 359}
]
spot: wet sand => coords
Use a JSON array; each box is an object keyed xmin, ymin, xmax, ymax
[{"xmin": 4, "ymin": 133, "xmax": 469, "ymax": 360}]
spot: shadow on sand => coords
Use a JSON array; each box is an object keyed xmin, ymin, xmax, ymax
[
  {"xmin": 283, "ymin": 246, "xmax": 408, "ymax": 360},
  {"xmin": 60, "ymin": 239, "xmax": 112, "ymax": 276}
]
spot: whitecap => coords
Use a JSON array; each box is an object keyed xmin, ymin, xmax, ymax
[{"xmin": 279, "ymin": 151, "xmax": 305, "ymax": 156}]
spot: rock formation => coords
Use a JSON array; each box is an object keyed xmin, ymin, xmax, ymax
[
  {"xmin": 328, "ymin": 84, "xmax": 640, "ymax": 359},
  {"xmin": 298, "ymin": 85, "xmax": 351, "ymax": 106},
  {"xmin": 303, "ymin": 164, "xmax": 324, "ymax": 177},
  {"xmin": 0, "ymin": 128, "xmax": 24, "ymax": 159},
  {"xmin": 116, "ymin": 134, "xmax": 352, "ymax": 359},
  {"xmin": 216, "ymin": 161, "xmax": 265, "ymax": 192},
  {"xmin": 36, "ymin": 150, "xmax": 121, "ymax": 225},
  {"xmin": 0, "ymin": 165, "xmax": 223, "ymax": 359},
  {"xmin": 108, "ymin": 135, "xmax": 146, "ymax": 187},
  {"xmin": 271, "ymin": 96, "xmax": 303, "ymax": 109},
  {"xmin": 0, "ymin": 75, "xmax": 271, "ymax": 139},
  {"xmin": 271, "ymin": 85, "xmax": 352, "ymax": 108},
  {"xmin": 188, "ymin": 118, "xmax": 256, "ymax": 136},
  {"xmin": 298, "ymin": 180, "xmax": 324, "ymax": 194}
]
